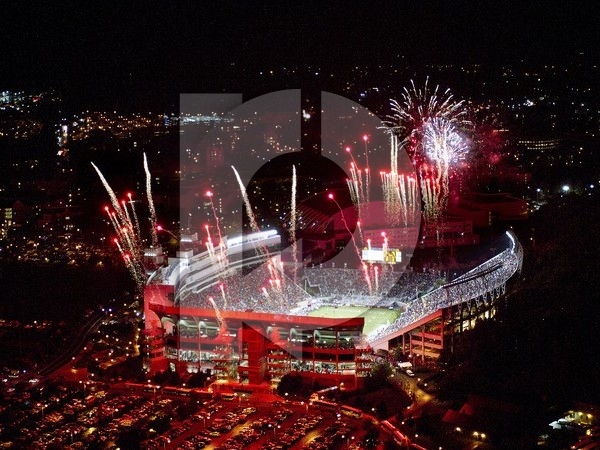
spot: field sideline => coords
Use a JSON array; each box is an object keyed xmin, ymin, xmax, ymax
[{"xmin": 307, "ymin": 305, "xmax": 401, "ymax": 336}]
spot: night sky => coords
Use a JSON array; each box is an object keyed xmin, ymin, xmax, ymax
[
  {"xmin": 1, "ymin": 1, "xmax": 598, "ymax": 107},
  {"xmin": 2, "ymin": 0, "xmax": 600, "ymax": 429}
]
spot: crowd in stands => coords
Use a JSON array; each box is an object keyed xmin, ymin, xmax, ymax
[
  {"xmin": 175, "ymin": 260, "xmax": 446, "ymax": 320},
  {"xmin": 385, "ymin": 271, "xmax": 442, "ymax": 299},
  {"xmin": 304, "ymin": 267, "xmax": 441, "ymax": 303},
  {"xmin": 367, "ymin": 235, "xmax": 523, "ymax": 342},
  {"xmin": 178, "ymin": 262, "xmax": 311, "ymax": 313}
]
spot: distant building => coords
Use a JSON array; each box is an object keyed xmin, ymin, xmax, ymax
[
  {"xmin": 37, "ymin": 199, "xmax": 83, "ymax": 234},
  {"xmin": 0, "ymin": 200, "xmax": 29, "ymax": 238},
  {"xmin": 205, "ymin": 144, "xmax": 225, "ymax": 169}
]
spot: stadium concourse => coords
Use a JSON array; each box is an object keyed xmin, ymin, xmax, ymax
[{"xmin": 141, "ymin": 230, "xmax": 522, "ymax": 387}]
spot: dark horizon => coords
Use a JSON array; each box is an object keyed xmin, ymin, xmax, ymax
[{"xmin": 1, "ymin": 2, "xmax": 598, "ymax": 108}]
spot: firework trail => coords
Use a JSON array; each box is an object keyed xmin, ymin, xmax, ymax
[
  {"xmin": 206, "ymin": 191, "xmax": 225, "ymax": 247},
  {"xmin": 94, "ymin": 155, "xmax": 170, "ymax": 291},
  {"xmin": 122, "ymin": 200, "xmax": 133, "ymax": 233},
  {"xmin": 363, "ymin": 135, "xmax": 370, "ymax": 203},
  {"xmin": 113, "ymin": 237, "xmax": 127, "ymax": 262},
  {"xmin": 113, "ymin": 237, "xmax": 140, "ymax": 282},
  {"xmin": 231, "ymin": 165, "xmax": 277, "ymax": 283},
  {"xmin": 291, "ymin": 165, "xmax": 298, "ymax": 282},
  {"xmin": 362, "ymin": 263, "xmax": 373, "ymax": 296},
  {"xmin": 398, "ymin": 174, "xmax": 408, "ymax": 225},
  {"xmin": 230, "ymin": 168, "xmax": 282, "ymax": 295},
  {"xmin": 328, "ymin": 193, "xmax": 362, "ymax": 262},
  {"xmin": 208, "ymin": 296, "xmax": 228, "ymax": 336},
  {"xmin": 104, "ymin": 207, "xmax": 119, "ymax": 235},
  {"xmin": 419, "ymin": 173, "xmax": 434, "ymax": 221},
  {"xmin": 206, "ymin": 191, "xmax": 228, "ymax": 272},
  {"xmin": 144, "ymin": 153, "xmax": 158, "ymax": 248},
  {"xmin": 232, "ymin": 166, "xmax": 262, "ymax": 235},
  {"xmin": 380, "ymin": 133, "xmax": 413, "ymax": 225},
  {"xmin": 204, "ymin": 224, "xmax": 227, "ymax": 274},
  {"xmin": 364, "ymin": 168, "xmax": 370, "ymax": 205},
  {"xmin": 346, "ymin": 166, "xmax": 360, "ymax": 209},
  {"xmin": 120, "ymin": 224, "xmax": 136, "ymax": 259},
  {"xmin": 92, "ymin": 163, "xmax": 126, "ymax": 223},
  {"xmin": 358, "ymin": 168, "xmax": 366, "ymax": 209},
  {"xmin": 119, "ymin": 200, "xmax": 141, "ymax": 258},
  {"xmin": 128, "ymin": 193, "xmax": 142, "ymax": 241},
  {"xmin": 356, "ymin": 221, "xmax": 363, "ymax": 248},
  {"xmin": 219, "ymin": 283, "xmax": 228, "ymax": 310},
  {"xmin": 345, "ymin": 145, "xmax": 373, "ymax": 219},
  {"xmin": 346, "ymin": 146, "xmax": 360, "ymax": 206}
]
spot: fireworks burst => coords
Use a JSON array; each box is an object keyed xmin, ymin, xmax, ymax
[
  {"xmin": 422, "ymin": 118, "xmax": 468, "ymax": 219},
  {"xmin": 387, "ymin": 78, "xmax": 469, "ymax": 160},
  {"xmin": 385, "ymin": 79, "xmax": 470, "ymax": 222}
]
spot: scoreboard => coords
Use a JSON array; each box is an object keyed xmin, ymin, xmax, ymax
[{"xmin": 361, "ymin": 248, "xmax": 402, "ymax": 264}]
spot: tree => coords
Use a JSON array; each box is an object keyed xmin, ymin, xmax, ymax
[
  {"xmin": 364, "ymin": 360, "xmax": 393, "ymax": 392},
  {"xmin": 391, "ymin": 345, "xmax": 405, "ymax": 362},
  {"xmin": 187, "ymin": 371, "xmax": 209, "ymax": 388},
  {"xmin": 276, "ymin": 373, "xmax": 303, "ymax": 396}
]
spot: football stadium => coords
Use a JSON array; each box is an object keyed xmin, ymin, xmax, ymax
[{"xmin": 141, "ymin": 227, "xmax": 523, "ymax": 389}]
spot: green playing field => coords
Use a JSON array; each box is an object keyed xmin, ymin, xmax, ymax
[{"xmin": 306, "ymin": 305, "xmax": 401, "ymax": 336}]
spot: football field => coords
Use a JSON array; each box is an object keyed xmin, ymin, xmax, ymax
[{"xmin": 307, "ymin": 305, "xmax": 401, "ymax": 336}]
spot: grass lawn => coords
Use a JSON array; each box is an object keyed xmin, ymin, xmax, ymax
[{"xmin": 307, "ymin": 305, "xmax": 401, "ymax": 336}]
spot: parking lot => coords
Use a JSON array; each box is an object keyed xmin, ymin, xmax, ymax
[{"xmin": 144, "ymin": 398, "xmax": 364, "ymax": 450}]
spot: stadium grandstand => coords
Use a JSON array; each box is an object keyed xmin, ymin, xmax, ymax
[{"xmin": 141, "ymin": 229, "xmax": 522, "ymax": 388}]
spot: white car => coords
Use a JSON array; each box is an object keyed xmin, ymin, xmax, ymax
[{"xmin": 405, "ymin": 369, "xmax": 415, "ymax": 377}]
